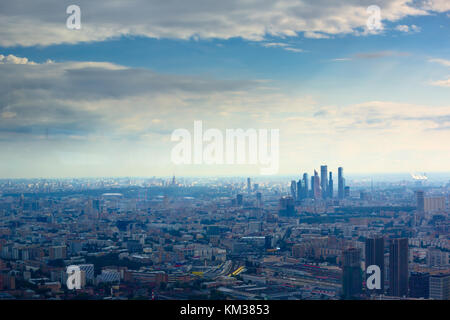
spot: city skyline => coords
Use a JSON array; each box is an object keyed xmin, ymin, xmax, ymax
[{"xmin": 0, "ymin": 161, "xmax": 449, "ymax": 300}]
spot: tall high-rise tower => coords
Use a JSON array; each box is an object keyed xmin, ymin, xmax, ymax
[
  {"xmin": 302, "ymin": 173, "xmax": 309, "ymax": 198},
  {"xmin": 342, "ymin": 248, "xmax": 362, "ymax": 299},
  {"xmin": 389, "ymin": 238, "xmax": 409, "ymax": 297},
  {"xmin": 429, "ymin": 274, "xmax": 450, "ymax": 300},
  {"xmin": 256, "ymin": 192, "xmax": 262, "ymax": 207},
  {"xmin": 247, "ymin": 177, "xmax": 251, "ymax": 193},
  {"xmin": 290, "ymin": 180, "xmax": 297, "ymax": 200},
  {"xmin": 416, "ymin": 190, "xmax": 425, "ymax": 214},
  {"xmin": 409, "ymin": 272, "xmax": 429, "ymax": 298},
  {"xmin": 313, "ymin": 170, "xmax": 321, "ymax": 199},
  {"xmin": 338, "ymin": 167, "xmax": 345, "ymax": 200},
  {"xmin": 365, "ymin": 236, "xmax": 385, "ymax": 293},
  {"xmin": 279, "ymin": 196, "xmax": 295, "ymax": 217},
  {"xmin": 297, "ymin": 179, "xmax": 302, "ymax": 201},
  {"xmin": 328, "ymin": 172, "xmax": 333, "ymax": 198},
  {"xmin": 320, "ymin": 165, "xmax": 328, "ymax": 199}
]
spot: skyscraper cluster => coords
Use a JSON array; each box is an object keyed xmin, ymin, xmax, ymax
[{"xmin": 292, "ymin": 165, "xmax": 347, "ymax": 201}]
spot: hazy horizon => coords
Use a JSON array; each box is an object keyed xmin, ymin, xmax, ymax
[{"xmin": 2, "ymin": 171, "xmax": 450, "ymax": 182}]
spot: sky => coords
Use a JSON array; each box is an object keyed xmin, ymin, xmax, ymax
[{"xmin": 0, "ymin": 0, "xmax": 449, "ymax": 178}]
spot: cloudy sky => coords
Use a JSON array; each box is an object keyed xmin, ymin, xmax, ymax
[{"xmin": 0, "ymin": 0, "xmax": 449, "ymax": 178}]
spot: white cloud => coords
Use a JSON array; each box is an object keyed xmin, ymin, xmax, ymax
[
  {"xmin": 262, "ymin": 42, "xmax": 289, "ymax": 48},
  {"xmin": 284, "ymin": 48, "xmax": 303, "ymax": 53},
  {"xmin": 303, "ymin": 31, "xmax": 330, "ymax": 39},
  {"xmin": 0, "ymin": 54, "xmax": 36, "ymax": 65},
  {"xmin": 0, "ymin": 0, "xmax": 442, "ymax": 47},
  {"xmin": 332, "ymin": 58, "xmax": 352, "ymax": 62},
  {"xmin": 395, "ymin": 24, "xmax": 421, "ymax": 32},
  {"xmin": 430, "ymin": 78, "xmax": 450, "ymax": 87},
  {"xmin": 421, "ymin": 0, "xmax": 450, "ymax": 12},
  {"xmin": 411, "ymin": 24, "xmax": 422, "ymax": 32},
  {"xmin": 261, "ymin": 42, "xmax": 303, "ymax": 53},
  {"xmin": 331, "ymin": 50, "xmax": 409, "ymax": 61},
  {"xmin": 395, "ymin": 24, "xmax": 410, "ymax": 32},
  {"xmin": 429, "ymin": 58, "xmax": 450, "ymax": 67},
  {"xmin": 0, "ymin": 53, "xmax": 270, "ymax": 141},
  {"xmin": 1, "ymin": 111, "xmax": 17, "ymax": 119},
  {"xmin": 283, "ymin": 47, "xmax": 304, "ymax": 53},
  {"xmin": 428, "ymin": 58, "xmax": 450, "ymax": 87}
]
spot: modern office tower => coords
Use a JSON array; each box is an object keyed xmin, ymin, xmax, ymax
[
  {"xmin": 365, "ymin": 236, "xmax": 385, "ymax": 293},
  {"xmin": 247, "ymin": 177, "xmax": 251, "ymax": 193},
  {"xmin": 424, "ymin": 196, "xmax": 445, "ymax": 214},
  {"xmin": 427, "ymin": 248, "xmax": 449, "ymax": 267},
  {"xmin": 279, "ymin": 196, "xmax": 295, "ymax": 217},
  {"xmin": 256, "ymin": 192, "xmax": 262, "ymax": 207},
  {"xmin": 97, "ymin": 270, "xmax": 121, "ymax": 284},
  {"xmin": 389, "ymin": 238, "xmax": 409, "ymax": 297},
  {"xmin": 297, "ymin": 179, "xmax": 302, "ymax": 201},
  {"xmin": 313, "ymin": 170, "xmax": 321, "ymax": 199},
  {"xmin": 416, "ymin": 190, "xmax": 425, "ymax": 214},
  {"xmin": 384, "ymin": 253, "xmax": 389, "ymax": 284},
  {"xmin": 409, "ymin": 272, "xmax": 429, "ymax": 298},
  {"xmin": 320, "ymin": 165, "xmax": 328, "ymax": 199},
  {"xmin": 342, "ymin": 248, "xmax": 362, "ymax": 299},
  {"xmin": 302, "ymin": 173, "xmax": 309, "ymax": 198},
  {"xmin": 253, "ymin": 183, "xmax": 259, "ymax": 191},
  {"xmin": 310, "ymin": 176, "xmax": 315, "ymax": 198},
  {"xmin": 78, "ymin": 264, "xmax": 95, "ymax": 283},
  {"xmin": 429, "ymin": 274, "xmax": 450, "ymax": 300},
  {"xmin": 328, "ymin": 172, "xmax": 333, "ymax": 198},
  {"xmin": 236, "ymin": 194, "xmax": 243, "ymax": 206},
  {"xmin": 344, "ymin": 186, "xmax": 350, "ymax": 198},
  {"xmin": 49, "ymin": 246, "xmax": 67, "ymax": 260},
  {"xmin": 291, "ymin": 180, "xmax": 297, "ymax": 200},
  {"xmin": 338, "ymin": 167, "xmax": 345, "ymax": 199}
]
